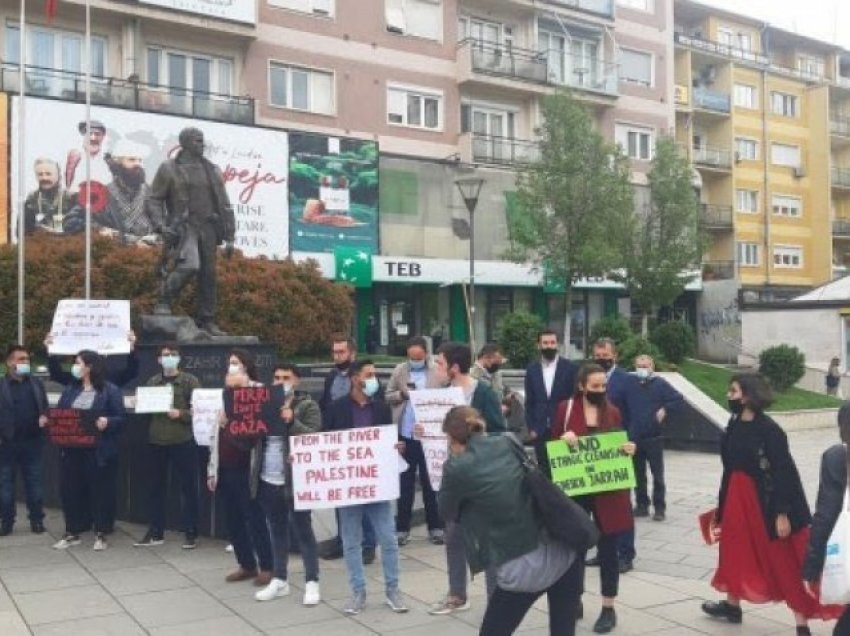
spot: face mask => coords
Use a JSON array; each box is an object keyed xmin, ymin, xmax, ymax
[
  {"xmin": 227, "ymin": 363, "xmax": 242, "ymax": 376},
  {"xmin": 282, "ymin": 383, "xmax": 294, "ymax": 395},
  {"xmin": 635, "ymin": 368, "xmax": 650, "ymax": 381},
  {"xmin": 585, "ymin": 391, "xmax": 606, "ymax": 406},
  {"xmin": 15, "ymin": 363, "xmax": 30, "ymax": 376},
  {"xmin": 486, "ymin": 363, "xmax": 502, "ymax": 374},
  {"xmin": 541, "ymin": 348, "xmax": 558, "ymax": 361},
  {"xmin": 728, "ymin": 398, "xmax": 744, "ymax": 415},
  {"xmin": 363, "ymin": 377, "xmax": 380, "ymax": 397},
  {"xmin": 335, "ymin": 360, "xmax": 351, "ymax": 372},
  {"xmin": 160, "ymin": 355, "xmax": 180, "ymax": 371},
  {"xmin": 595, "ymin": 358, "xmax": 614, "ymax": 372},
  {"xmin": 409, "ymin": 359, "xmax": 426, "ymax": 371},
  {"xmin": 71, "ymin": 364, "xmax": 83, "ymax": 380}
]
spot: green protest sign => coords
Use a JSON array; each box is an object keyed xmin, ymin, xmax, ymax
[{"xmin": 546, "ymin": 431, "xmax": 636, "ymax": 497}]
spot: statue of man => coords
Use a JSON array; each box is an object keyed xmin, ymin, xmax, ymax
[{"xmin": 149, "ymin": 127, "xmax": 235, "ymax": 335}]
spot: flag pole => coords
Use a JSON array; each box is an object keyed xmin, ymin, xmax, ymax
[
  {"xmin": 84, "ymin": 0, "xmax": 92, "ymax": 299},
  {"xmin": 16, "ymin": 0, "xmax": 26, "ymax": 344}
]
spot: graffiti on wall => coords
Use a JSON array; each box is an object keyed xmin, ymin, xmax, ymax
[{"xmin": 698, "ymin": 295, "xmax": 741, "ymax": 362}]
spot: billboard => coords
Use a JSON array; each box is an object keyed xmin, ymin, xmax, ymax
[
  {"xmin": 11, "ymin": 97, "xmax": 289, "ymax": 259},
  {"xmin": 138, "ymin": 0, "xmax": 256, "ymax": 24},
  {"xmin": 289, "ymin": 132, "xmax": 378, "ymax": 253}
]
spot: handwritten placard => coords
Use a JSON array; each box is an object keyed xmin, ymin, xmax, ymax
[
  {"xmin": 46, "ymin": 408, "xmax": 97, "ymax": 448},
  {"xmin": 421, "ymin": 438, "xmax": 449, "ymax": 491},
  {"xmin": 192, "ymin": 389, "xmax": 223, "ymax": 447},
  {"xmin": 291, "ymin": 425, "xmax": 400, "ymax": 510},
  {"xmin": 409, "ymin": 387, "xmax": 464, "ymax": 489},
  {"xmin": 48, "ymin": 299, "xmax": 131, "ymax": 355},
  {"xmin": 223, "ymin": 386, "xmax": 274, "ymax": 439},
  {"xmin": 546, "ymin": 432, "xmax": 636, "ymax": 497},
  {"xmin": 134, "ymin": 386, "xmax": 174, "ymax": 414}
]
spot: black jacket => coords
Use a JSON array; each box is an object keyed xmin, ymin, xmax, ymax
[
  {"xmin": 524, "ymin": 357, "xmax": 575, "ymax": 438},
  {"xmin": 320, "ymin": 368, "xmax": 384, "ymax": 415},
  {"xmin": 0, "ymin": 375, "xmax": 49, "ymax": 443},
  {"xmin": 325, "ymin": 394, "xmax": 392, "ymax": 432},
  {"xmin": 803, "ymin": 443, "xmax": 848, "ymax": 582}
]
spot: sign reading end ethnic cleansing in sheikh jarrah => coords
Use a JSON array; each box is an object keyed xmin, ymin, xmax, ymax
[{"xmin": 546, "ymin": 431, "xmax": 636, "ymax": 497}]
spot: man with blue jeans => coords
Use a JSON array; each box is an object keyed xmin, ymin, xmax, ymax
[
  {"xmin": 326, "ymin": 359, "xmax": 408, "ymax": 616},
  {"xmin": 0, "ymin": 346, "xmax": 49, "ymax": 536}
]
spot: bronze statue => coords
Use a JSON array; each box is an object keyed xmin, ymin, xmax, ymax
[{"xmin": 149, "ymin": 127, "xmax": 235, "ymax": 336}]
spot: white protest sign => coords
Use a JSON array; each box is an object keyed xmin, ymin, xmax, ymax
[
  {"xmin": 291, "ymin": 425, "xmax": 400, "ymax": 511},
  {"xmin": 134, "ymin": 386, "xmax": 174, "ymax": 414},
  {"xmin": 409, "ymin": 387, "xmax": 465, "ymax": 490},
  {"xmin": 48, "ymin": 299, "xmax": 131, "ymax": 355},
  {"xmin": 191, "ymin": 389, "xmax": 223, "ymax": 447}
]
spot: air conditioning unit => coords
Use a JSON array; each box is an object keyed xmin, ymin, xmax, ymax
[{"xmin": 793, "ymin": 166, "xmax": 806, "ymax": 178}]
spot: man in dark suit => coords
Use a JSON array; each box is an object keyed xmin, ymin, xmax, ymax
[{"xmin": 524, "ymin": 330, "xmax": 576, "ymax": 475}]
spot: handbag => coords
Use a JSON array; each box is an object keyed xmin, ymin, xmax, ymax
[
  {"xmin": 820, "ymin": 447, "xmax": 850, "ymax": 604},
  {"xmin": 507, "ymin": 433, "xmax": 600, "ymax": 553}
]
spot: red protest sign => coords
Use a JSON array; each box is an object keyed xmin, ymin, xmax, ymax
[
  {"xmin": 46, "ymin": 408, "xmax": 98, "ymax": 448},
  {"xmin": 223, "ymin": 386, "xmax": 274, "ymax": 439}
]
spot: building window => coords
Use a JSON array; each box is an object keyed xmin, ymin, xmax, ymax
[
  {"xmin": 148, "ymin": 47, "xmax": 233, "ymax": 95},
  {"xmin": 734, "ymin": 83, "xmax": 757, "ymax": 109},
  {"xmin": 772, "ymin": 194, "xmax": 802, "ymax": 218},
  {"xmin": 457, "ymin": 16, "xmax": 513, "ymax": 48},
  {"xmin": 735, "ymin": 137, "xmax": 759, "ymax": 161},
  {"xmin": 269, "ymin": 63, "xmax": 334, "ymax": 114},
  {"xmin": 798, "ymin": 55, "xmax": 824, "ymax": 80},
  {"xmin": 619, "ymin": 48, "xmax": 652, "ymax": 87},
  {"xmin": 771, "ymin": 92, "xmax": 798, "ymax": 117},
  {"xmin": 615, "ymin": 124, "xmax": 653, "ymax": 160},
  {"xmin": 773, "ymin": 245, "xmax": 803, "ymax": 268},
  {"xmin": 5, "ymin": 24, "xmax": 106, "ymax": 76},
  {"xmin": 737, "ymin": 242, "xmax": 760, "ymax": 266},
  {"xmin": 718, "ymin": 26, "xmax": 752, "ymax": 51},
  {"xmin": 771, "ymin": 143, "xmax": 801, "ymax": 168},
  {"xmin": 617, "ymin": 0, "xmax": 653, "ymax": 11},
  {"xmin": 388, "ymin": 85, "xmax": 442, "ymax": 130},
  {"xmin": 736, "ymin": 189, "xmax": 759, "ymax": 213},
  {"xmin": 268, "ymin": 0, "xmax": 334, "ymax": 16},
  {"xmin": 385, "ymin": 0, "xmax": 442, "ymax": 41}
]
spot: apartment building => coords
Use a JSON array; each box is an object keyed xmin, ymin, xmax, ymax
[{"xmin": 673, "ymin": 0, "xmax": 846, "ymax": 302}]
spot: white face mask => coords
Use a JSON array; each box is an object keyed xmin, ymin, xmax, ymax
[
  {"xmin": 363, "ymin": 377, "xmax": 380, "ymax": 397},
  {"xmin": 228, "ymin": 363, "xmax": 243, "ymax": 376},
  {"xmin": 635, "ymin": 368, "xmax": 651, "ymax": 380}
]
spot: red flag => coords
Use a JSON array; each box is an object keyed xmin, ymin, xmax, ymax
[{"xmin": 45, "ymin": 0, "xmax": 58, "ymax": 22}]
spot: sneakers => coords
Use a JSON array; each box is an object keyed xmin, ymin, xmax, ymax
[
  {"xmin": 303, "ymin": 581, "xmax": 321, "ymax": 606},
  {"xmin": 428, "ymin": 529, "xmax": 445, "ymax": 545},
  {"xmin": 428, "ymin": 595, "xmax": 470, "ymax": 615},
  {"xmin": 633, "ymin": 505, "xmax": 650, "ymax": 518},
  {"xmin": 618, "ymin": 559, "xmax": 634, "ymax": 574},
  {"xmin": 396, "ymin": 531, "xmax": 410, "ymax": 546},
  {"xmin": 30, "ymin": 521, "xmax": 45, "ymax": 534},
  {"xmin": 93, "ymin": 534, "xmax": 108, "ymax": 551},
  {"xmin": 225, "ymin": 543, "xmax": 234, "ymax": 553},
  {"xmin": 701, "ymin": 600, "xmax": 743, "ymax": 624},
  {"xmin": 182, "ymin": 533, "xmax": 197, "ymax": 550},
  {"xmin": 52, "ymin": 534, "xmax": 81, "ymax": 550},
  {"xmin": 385, "ymin": 589, "xmax": 409, "ymax": 613},
  {"xmin": 593, "ymin": 607, "xmax": 617, "ymax": 634},
  {"xmin": 254, "ymin": 578, "xmax": 290, "ymax": 602},
  {"xmin": 254, "ymin": 571, "xmax": 273, "ymax": 587},
  {"xmin": 226, "ymin": 567, "xmax": 258, "ymax": 583},
  {"xmin": 344, "ymin": 590, "xmax": 367, "ymax": 615},
  {"xmin": 134, "ymin": 530, "xmax": 164, "ymax": 547},
  {"xmin": 652, "ymin": 510, "xmax": 666, "ymax": 522}
]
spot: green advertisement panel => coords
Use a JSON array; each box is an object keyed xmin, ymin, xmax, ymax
[
  {"xmin": 546, "ymin": 431, "xmax": 636, "ymax": 497},
  {"xmin": 289, "ymin": 132, "xmax": 378, "ymax": 253}
]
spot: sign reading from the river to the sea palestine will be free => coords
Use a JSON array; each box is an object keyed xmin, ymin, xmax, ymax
[{"xmin": 546, "ymin": 431, "xmax": 636, "ymax": 497}]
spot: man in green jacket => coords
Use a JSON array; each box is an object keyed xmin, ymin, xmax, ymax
[{"xmin": 134, "ymin": 343, "xmax": 201, "ymax": 549}]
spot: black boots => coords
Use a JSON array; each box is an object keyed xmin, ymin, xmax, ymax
[
  {"xmin": 701, "ymin": 600, "xmax": 743, "ymax": 624},
  {"xmin": 593, "ymin": 607, "xmax": 616, "ymax": 633}
]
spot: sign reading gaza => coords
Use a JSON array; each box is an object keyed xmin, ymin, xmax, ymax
[
  {"xmin": 546, "ymin": 431, "xmax": 636, "ymax": 497},
  {"xmin": 46, "ymin": 408, "xmax": 98, "ymax": 448},
  {"xmin": 223, "ymin": 387, "xmax": 277, "ymax": 439}
]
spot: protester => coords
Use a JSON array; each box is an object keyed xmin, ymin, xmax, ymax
[
  {"xmin": 826, "ymin": 357, "xmax": 842, "ymax": 398},
  {"xmin": 702, "ymin": 373, "xmax": 842, "ymax": 634},
  {"xmin": 426, "ymin": 341, "xmax": 504, "ymax": 615},
  {"xmin": 440, "ymin": 405, "xmax": 582, "ymax": 635},
  {"xmin": 525, "ymin": 330, "xmax": 576, "ymax": 472},
  {"xmin": 385, "ymin": 336, "xmax": 445, "ymax": 546},
  {"xmin": 0, "ymin": 346, "xmax": 49, "ymax": 536},
  {"xmin": 134, "ymin": 343, "xmax": 201, "ymax": 549},
  {"xmin": 318, "ymin": 334, "xmax": 376, "ymax": 562},
  {"xmin": 52, "ymin": 350, "xmax": 126, "ymax": 551},
  {"xmin": 207, "ymin": 349, "xmax": 274, "ymax": 585},
  {"xmin": 631, "ymin": 355, "xmax": 683, "ymax": 522},
  {"xmin": 591, "ymin": 337, "xmax": 641, "ymax": 573},
  {"xmin": 553, "ymin": 363, "xmax": 636, "ymax": 634},
  {"xmin": 473, "ymin": 343, "xmax": 529, "ymax": 441},
  {"xmin": 252, "ymin": 363, "xmax": 322, "ymax": 605},
  {"xmin": 803, "ymin": 402, "xmax": 850, "ymax": 634},
  {"xmin": 325, "ymin": 359, "xmax": 409, "ymax": 615}
]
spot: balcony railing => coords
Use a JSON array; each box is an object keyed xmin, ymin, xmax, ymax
[
  {"xmin": 692, "ymin": 145, "xmax": 733, "ymax": 169},
  {"xmin": 699, "ymin": 204, "xmax": 733, "ymax": 229},
  {"xmin": 831, "ymin": 114, "xmax": 850, "ymax": 137},
  {"xmin": 540, "ymin": 49, "xmax": 618, "ymax": 95},
  {"xmin": 693, "ymin": 87, "xmax": 730, "ymax": 113},
  {"xmin": 0, "ymin": 64, "xmax": 254, "ymax": 125},
  {"xmin": 833, "ymin": 167, "xmax": 850, "ymax": 189},
  {"xmin": 833, "ymin": 219, "xmax": 850, "ymax": 237},
  {"xmin": 471, "ymin": 133, "xmax": 540, "ymax": 165},
  {"xmin": 547, "ymin": 0, "xmax": 613, "ymax": 18},
  {"xmin": 702, "ymin": 260, "xmax": 735, "ymax": 281},
  {"xmin": 674, "ymin": 32, "xmax": 769, "ymax": 66},
  {"xmin": 464, "ymin": 40, "xmax": 549, "ymax": 85}
]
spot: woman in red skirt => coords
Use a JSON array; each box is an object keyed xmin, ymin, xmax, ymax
[{"xmin": 702, "ymin": 373, "xmax": 843, "ymax": 635}]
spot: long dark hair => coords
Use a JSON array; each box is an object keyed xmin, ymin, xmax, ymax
[
  {"xmin": 731, "ymin": 372, "xmax": 774, "ymax": 412},
  {"xmin": 230, "ymin": 348, "xmax": 258, "ymax": 382},
  {"xmin": 78, "ymin": 349, "xmax": 106, "ymax": 391},
  {"xmin": 575, "ymin": 362, "xmax": 614, "ymax": 424}
]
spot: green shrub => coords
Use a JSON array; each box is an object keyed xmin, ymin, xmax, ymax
[
  {"xmin": 758, "ymin": 344, "xmax": 805, "ymax": 393},
  {"xmin": 498, "ymin": 311, "xmax": 544, "ymax": 369},
  {"xmin": 588, "ymin": 315, "xmax": 633, "ymax": 350},
  {"xmin": 650, "ymin": 321, "xmax": 695, "ymax": 365},
  {"xmin": 617, "ymin": 337, "xmax": 663, "ymax": 371}
]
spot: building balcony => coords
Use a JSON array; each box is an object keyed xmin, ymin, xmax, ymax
[
  {"xmin": 547, "ymin": 0, "xmax": 614, "ymax": 18},
  {"xmin": 833, "ymin": 219, "xmax": 850, "ymax": 237},
  {"xmin": 459, "ymin": 132, "xmax": 540, "ymax": 166},
  {"xmin": 699, "ymin": 204, "xmax": 733, "ymax": 230},
  {"xmin": 831, "ymin": 114, "xmax": 850, "ymax": 138},
  {"xmin": 0, "ymin": 64, "xmax": 254, "ymax": 126},
  {"xmin": 674, "ymin": 32, "xmax": 769, "ymax": 66},
  {"xmin": 693, "ymin": 87, "xmax": 730, "ymax": 113},
  {"xmin": 833, "ymin": 167, "xmax": 850, "ymax": 189},
  {"xmin": 702, "ymin": 260, "xmax": 736, "ymax": 281},
  {"xmin": 692, "ymin": 145, "xmax": 733, "ymax": 170},
  {"xmin": 458, "ymin": 40, "xmax": 548, "ymax": 89}
]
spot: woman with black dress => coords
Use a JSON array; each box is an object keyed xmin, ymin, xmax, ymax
[{"xmin": 702, "ymin": 373, "xmax": 842, "ymax": 634}]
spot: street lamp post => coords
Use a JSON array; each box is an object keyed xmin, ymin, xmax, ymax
[{"xmin": 455, "ymin": 177, "xmax": 485, "ymax": 352}]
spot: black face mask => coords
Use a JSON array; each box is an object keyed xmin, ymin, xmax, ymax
[
  {"xmin": 585, "ymin": 391, "xmax": 606, "ymax": 406},
  {"xmin": 335, "ymin": 360, "xmax": 351, "ymax": 372},
  {"xmin": 594, "ymin": 358, "xmax": 614, "ymax": 372},
  {"xmin": 727, "ymin": 398, "xmax": 744, "ymax": 415},
  {"xmin": 541, "ymin": 348, "xmax": 558, "ymax": 361},
  {"xmin": 486, "ymin": 363, "xmax": 502, "ymax": 374}
]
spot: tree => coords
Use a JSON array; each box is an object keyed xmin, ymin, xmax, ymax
[
  {"xmin": 618, "ymin": 136, "xmax": 702, "ymax": 336},
  {"xmin": 509, "ymin": 91, "xmax": 634, "ymax": 349}
]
